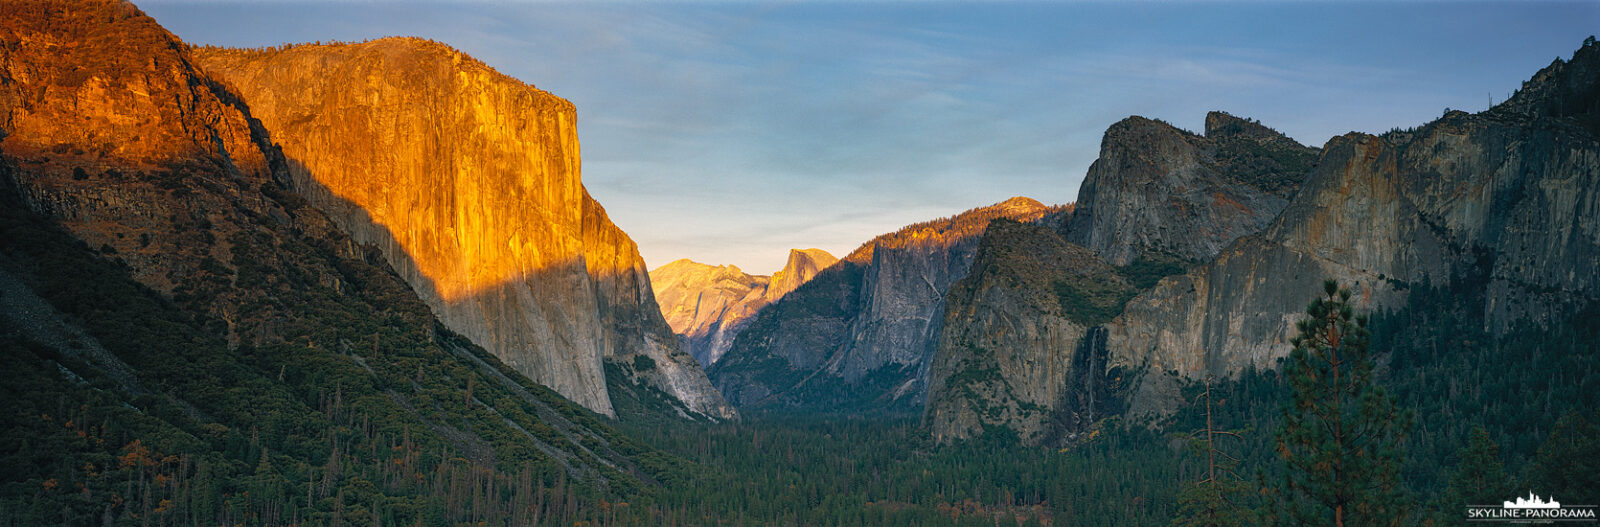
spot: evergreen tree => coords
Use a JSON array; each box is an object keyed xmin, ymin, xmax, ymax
[
  {"xmin": 1172, "ymin": 378, "xmax": 1257, "ymax": 527},
  {"xmin": 1431, "ymin": 426, "xmax": 1514, "ymax": 524},
  {"xmin": 1527, "ymin": 411, "xmax": 1600, "ymax": 505},
  {"xmin": 1446, "ymin": 427, "xmax": 1514, "ymax": 506},
  {"xmin": 1269, "ymin": 280, "xmax": 1412, "ymax": 527}
]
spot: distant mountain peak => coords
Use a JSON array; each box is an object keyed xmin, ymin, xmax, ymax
[{"xmin": 650, "ymin": 248, "xmax": 835, "ymax": 367}]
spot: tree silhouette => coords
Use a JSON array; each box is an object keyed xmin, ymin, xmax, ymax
[{"xmin": 1269, "ymin": 280, "xmax": 1412, "ymax": 527}]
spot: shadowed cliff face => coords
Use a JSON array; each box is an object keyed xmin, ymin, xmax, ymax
[
  {"xmin": 1064, "ymin": 112, "xmax": 1317, "ymax": 266},
  {"xmin": 650, "ymin": 248, "xmax": 837, "ymax": 367},
  {"xmin": 710, "ymin": 197, "xmax": 1064, "ymax": 413},
  {"xmin": 194, "ymin": 39, "xmax": 733, "ymax": 419},
  {"xmin": 926, "ymin": 40, "xmax": 1600, "ymax": 441},
  {"xmin": 924, "ymin": 114, "xmax": 1307, "ymax": 444},
  {"xmin": 924, "ymin": 219, "xmax": 1127, "ymax": 445}
]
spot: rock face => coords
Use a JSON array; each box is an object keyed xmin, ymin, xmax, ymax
[
  {"xmin": 710, "ymin": 197, "xmax": 1061, "ymax": 413},
  {"xmin": 0, "ymin": 3, "xmax": 685, "ymax": 503},
  {"xmin": 1065, "ymin": 112, "xmax": 1316, "ymax": 265},
  {"xmin": 650, "ymin": 248, "xmax": 837, "ymax": 367},
  {"xmin": 193, "ymin": 39, "xmax": 732, "ymax": 419},
  {"xmin": 0, "ymin": 0, "xmax": 283, "ymax": 309},
  {"xmin": 924, "ymin": 219, "xmax": 1128, "ymax": 445},
  {"xmin": 924, "ymin": 114, "xmax": 1314, "ymax": 444},
  {"xmin": 1110, "ymin": 44, "xmax": 1600, "ymax": 405},
  {"xmin": 767, "ymin": 248, "xmax": 839, "ymax": 302},
  {"xmin": 926, "ymin": 39, "xmax": 1600, "ymax": 442}
]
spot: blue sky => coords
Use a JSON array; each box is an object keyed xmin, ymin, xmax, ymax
[{"xmin": 143, "ymin": 1, "xmax": 1598, "ymax": 274}]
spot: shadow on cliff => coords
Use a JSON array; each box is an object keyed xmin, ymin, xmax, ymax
[{"xmin": 275, "ymin": 156, "xmax": 711, "ymax": 418}]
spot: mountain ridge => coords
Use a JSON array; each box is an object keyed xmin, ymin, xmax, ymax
[
  {"xmin": 709, "ymin": 197, "xmax": 1066, "ymax": 413},
  {"xmin": 650, "ymin": 248, "xmax": 837, "ymax": 367},
  {"xmin": 927, "ymin": 38, "xmax": 1600, "ymax": 443}
]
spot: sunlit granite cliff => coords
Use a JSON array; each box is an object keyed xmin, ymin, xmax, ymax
[
  {"xmin": 0, "ymin": 3, "xmax": 686, "ymax": 504},
  {"xmin": 650, "ymin": 248, "xmax": 837, "ymax": 367},
  {"xmin": 194, "ymin": 39, "xmax": 732, "ymax": 418}
]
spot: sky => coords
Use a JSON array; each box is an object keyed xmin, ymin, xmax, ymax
[{"xmin": 142, "ymin": 1, "xmax": 1599, "ymax": 274}]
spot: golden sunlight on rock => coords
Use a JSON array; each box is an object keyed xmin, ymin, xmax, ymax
[{"xmin": 195, "ymin": 38, "xmax": 731, "ymax": 418}]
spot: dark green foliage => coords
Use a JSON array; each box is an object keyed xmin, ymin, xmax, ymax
[
  {"xmin": 1212, "ymin": 136, "xmax": 1318, "ymax": 198},
  {"xmin": 632, "ymin": 354, "xmax": 657, "ymax": 372},
  {"xmin": 1432, "ymin": 426, "xmax": 1514, "ymax": 523},
  {"xmin": 0, "ymin": 191, "xmax": 675, "ymax": 526},
  {"xmin": 1171, "ymin": 380, "xmax": 1258, "ymax": 527},
  {"xmin": 1053, "ymin": 249, "xmax": 1187, "ymax": 326},
  {"xmin": 1116, "ymin": 251, "xmax": 1191, "ymax": 291},
  {"xmin": 1053, "ymin": 277, "xmax": 1132, "ymax": 326},
  {"xmin": 1269, "ymin": 280, "xmax": 1412, "ymax": 527},
  {"xmin": 1525, "ymin": 411, "xmax": 1600, "ymax": 506},
  {"xmin": 616, "ymin": 414, "xmax": 1181, "ymax": 527}
]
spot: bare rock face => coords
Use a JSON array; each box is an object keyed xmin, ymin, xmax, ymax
[
  {"xmin": 924, "ymin": 219, "xmax": 1127, "ymax": 445},
  {"xmin": 194, "ymin": 39, "xmax": 732, "ymax": 419},
  {"xmin": 1064, "ymin": 113, "xmax": 1316, "ymax": 265},
  {"xmin": 767, "ymin": 248, "xmax": 839, "ymax": 302},
  {"xmin": 650, "ymin": 248, "xmax": 836, "ymax": 367},
  {"xmin": 710, "ymin": 197, "xmax": 1061, "ymax": 413},
  {"xmin": 929, "ymin": 41, "xmax": 1600, "ymax": 438},
  {"xmin": 923, "ymin": 115, "xmax": 1311, "ymax": 443},
  {"xmin": 0, "ymin": 0, "xmax": 287, "ymax": 324},
  {"xmin": 1108, "ymin": 40, "xmax": 1600, "ymax": 423}
]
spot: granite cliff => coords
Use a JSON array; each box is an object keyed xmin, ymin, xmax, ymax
[
  {"xmin": 1, "ymin": 0, "xmax": 281, "ymax": 313},
  {"xmin": 194, "ymin": 40, "xmax": 732, "ymax": 419},
  {"xmin": 0, "ymin": 4, "xmax": 674, "ymax": 521},
  {"xmin": 650, "ymin": 248, "xmax": 837, "ymax": 367},
  {"xmin": 709, "ymin": 197, "xmax": 1064, "ymax": 413},
  {"xmin": 925, "ymin": 39, "xmax": 1600, "ymax": 443},
  {"xmin": 1064, "ymin": 111, "xmax": 1316, "ymax": 265},
  {"xmin": 1111, "ymin": 43, "xmax": 1600, "ymax": 414},
  {"xmin": 924, "ymin": 219, "xmax": 1128, "ymax": 444},
  {"xmin": 924, "ymin": 113, "xmax": 1315, "ymax": 444}
]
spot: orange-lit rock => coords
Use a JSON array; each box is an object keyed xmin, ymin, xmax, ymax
[
  {"xmin": 0, "ymin": 0, "xmax": 282, "ymax": 306},
  {"xmin": 650, "ymin": 248, "xmax": 837, "ymax": 366},
  {"xmin": 195, "ymin": 39, "xmax": 732, "ymax": 418}
]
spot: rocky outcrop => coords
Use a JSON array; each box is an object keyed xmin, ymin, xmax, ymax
[
  {"xmin": 924, "ymin": 219, "xmax": 1128, "ymax": 444},
  {"xmin": 0, "ymin": 0, "xmax": 285, "ymax": 313},
  {"xmin": 767, "ymin": 248, "xmax": 839, "ymax": 302},
  {"xmin": 710, "ymin": 197, "xmax": 1061, "ymax": 413},
  {"xmin": 650, "ymin": 248, "xmax": 836, "ymax": 367},
  {"xmin": 0, "ymin": 3, "xmax": 687, "ymax": 499},
  {"xmin": 924, "ymin": 115, "xmax": 1312, "ymax": 443},
  {"xmin": 1064, "ymin": 112, "xmax": 1317, "ymax": 265},
  {"xmin": 928, "ymin": 39, "xmax": 1600, "ymax": 440},
  {"xmin": 193, "ymin": 39, "xmax": 732, "ymax": 419},
  {"xmin": 1112, "ymin": 41, "xmax": 1600, "ymax": 401}
]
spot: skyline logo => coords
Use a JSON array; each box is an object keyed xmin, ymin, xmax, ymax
[
  {"xmin": 1468, "ymin": 492, "xmax": 1596, "ymax": 524},
  {"xmin": 1505, "ymin": 493, "xmax": 1562, "ymax": 509}
]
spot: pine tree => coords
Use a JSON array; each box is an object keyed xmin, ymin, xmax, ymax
[
  {"xmin": 1433, "ymin": 426, "xmax": 1513, "ymax": 523},
  {"xmin": 1527, "ymin": 411, "xmax": 1600, "ymax": 505},
  {"xmin": 1172, "ymin": 377, "xmax": 1257, "ymax": 527},
  {"xmin": 1269, "ymin": 280, "xmax": 1412, "ymax": 527}
]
